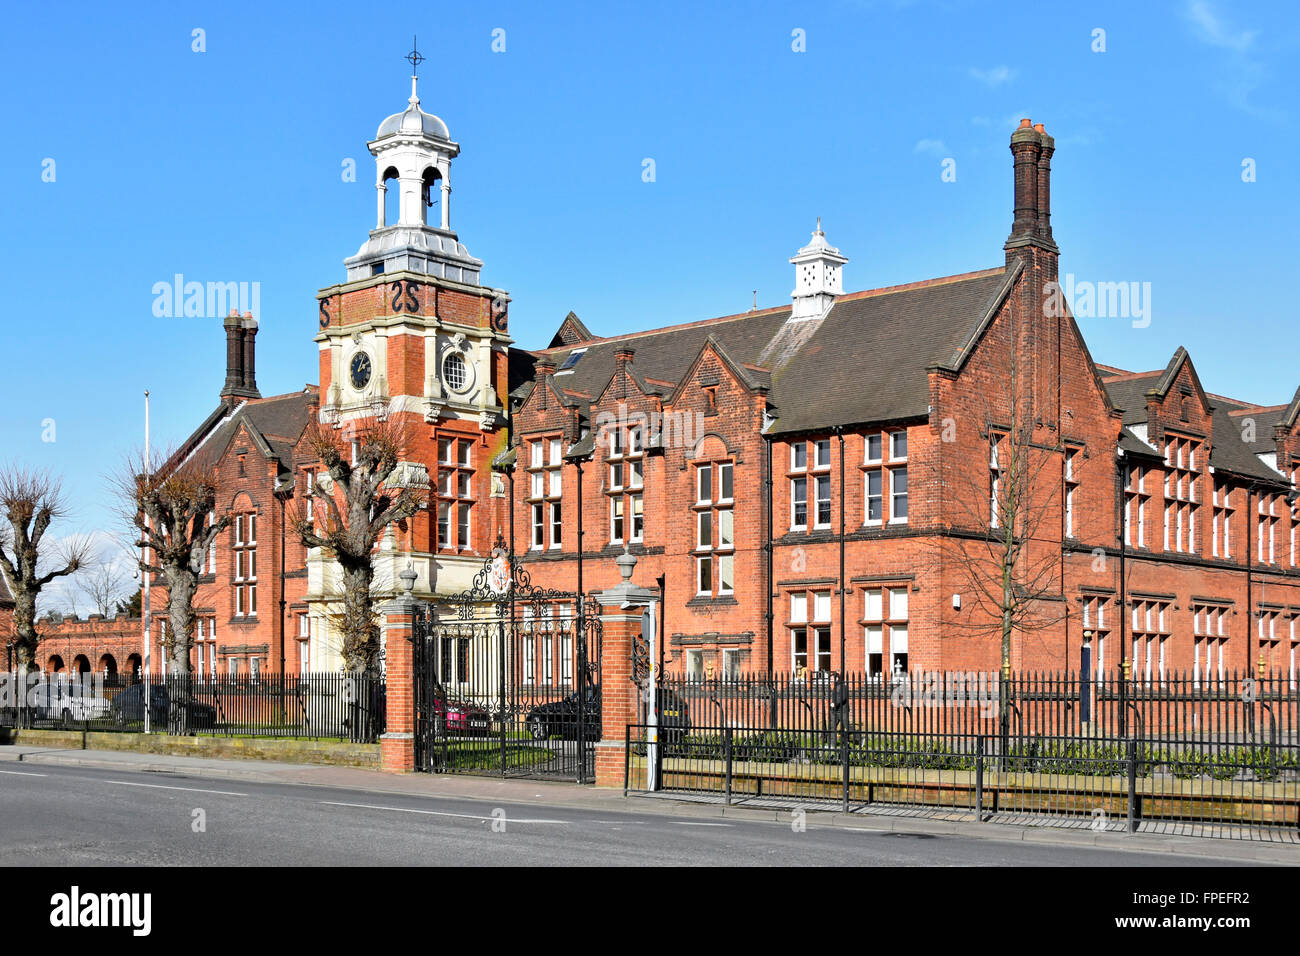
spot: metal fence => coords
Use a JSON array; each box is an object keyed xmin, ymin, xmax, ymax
[
  {"xmin": 654, "ymin": 669, "xmax": 1300, "ymax": 744},
  {"xmin": 633, "ymin": 668, "xmax": 1300, "ymax": 842},
  {"xmin": 0, "ymin": 672, "xmax": 385, "ymax": 743}
]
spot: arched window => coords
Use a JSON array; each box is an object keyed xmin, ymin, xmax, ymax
[
  {"xmin": 234, "ymin": 509, "xmax": 258, "ymax": 617},
  {"xmin": 421, "ymin": 167, "xmax": 442, "ymax": 227},
  {"xmin": 381, "ymin": 166, "xmax": 400, "ymax": 227}
]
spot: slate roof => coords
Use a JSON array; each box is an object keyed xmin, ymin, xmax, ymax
[
  {"xmin": 1101, "ymin": 357, "xmax": 1286, "ymax": 485},
  {"xmin": 522, "ymin": 266, "xmax": 1013, "ymax": 436},
  {"xmin": 177, "ymin": 390, "xmax": 316, "ymax": 475}
]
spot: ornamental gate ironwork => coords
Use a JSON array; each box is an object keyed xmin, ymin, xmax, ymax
[{"xmin": 413, "ymin": 538, "xmax": 602, "ymax": 781}]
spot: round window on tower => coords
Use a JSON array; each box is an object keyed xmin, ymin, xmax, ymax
[{"xmin": 443, "ymin": 351, "xmax": 469, "ymax": 393}]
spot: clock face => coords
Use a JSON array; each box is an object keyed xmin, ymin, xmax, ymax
[{"xmin": 349, "ymin": 352, "xmax": 372, "ymax": 390}]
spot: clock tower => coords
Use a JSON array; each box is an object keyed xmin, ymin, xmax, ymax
[{"xmin": 309, "ymin": 52, "xmax": 513, "ymax": 632}]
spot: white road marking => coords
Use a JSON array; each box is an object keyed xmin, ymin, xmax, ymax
[
  {"xmin": 106, "ymin": 780, "xmax": 247, "ymax": 796},
  {"xmin": 320, "ymin": 800, "xmax": 565, "ymax": 824},
  {"xmin": 0, "ymin": 769, "xmax": 47, "ymax": 777},
  {"xmin": 675, "ymin": 821, "xmax": 733, "ymax": 827}
]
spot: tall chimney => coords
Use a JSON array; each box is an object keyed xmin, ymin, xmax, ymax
[
  {"xmin": 1034, "ymin": 123, "xmax": 1055, "ymax": 245},
  {"xmin": 241, "ymin": 313, "xmax": 261, "ymax": 397},
  {"xmin": 1007, "ymin": 118, "xmax": 1041, "ymax": 243},
  {"xmin": 221, "ymin": 311, "xmax": 245, "ymax": 401}
]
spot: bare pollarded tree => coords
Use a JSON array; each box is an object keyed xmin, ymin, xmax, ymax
[
  {"xmin": 117, "ymin": 450, "xmax": 231, "ymax": 690},
  {"xmin": 0, "ymin": 466, "xmax": 92, "ymax": 671},
  {"xmin": 294, "ymin": 416, "xmax": 424, "ymax": 675}
]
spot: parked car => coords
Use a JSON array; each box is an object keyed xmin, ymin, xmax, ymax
[
  {"xmin": 429, "ymin": 695, "xmax": 491, "ymax": 736},
  {"xmin": 525, "ymin": 685, "xmax": 601, "ymax": 742},
  {"xmin": 109, "ymin": 684, "xmax": 218, "ymax": 729},
  {"xmin": 524, "ymin": 686, "xmax": 691, "ymax": 743},
  {"xmin": 27, "ymin": 682, "xmax": 111, "ymax": 727}
]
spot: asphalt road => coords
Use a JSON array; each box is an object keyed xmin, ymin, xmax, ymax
[{"xmin": 0, "ymin": 763, "xmax": 1251, "ymax": 867}]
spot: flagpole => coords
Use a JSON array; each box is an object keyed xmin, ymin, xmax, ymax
[{"xmin": 143, "ymin": 390, "xmax": 151, "ymax": 735}]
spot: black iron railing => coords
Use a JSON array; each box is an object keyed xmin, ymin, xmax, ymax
[
  {"xmin": 0, "ymin": 671, "xmax": 385, "ymax": 743},
  {"xmin": 633, "ymin": 668, "xmax": 1300, "ymax": 842}
]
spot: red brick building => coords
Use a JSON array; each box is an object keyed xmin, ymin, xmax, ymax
[
  {"xmin": 506, "ymin": 119, "xmax": 1300, "ymax": 683},
  {"xmin": 35, "ymin": 96, "xmax": 1298, "ymax": 687},
  {"xmin": 29, "ymin": 615, "xmax": 141, "ymax": 678}
]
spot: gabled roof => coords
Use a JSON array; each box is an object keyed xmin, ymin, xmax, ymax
[
  {"xmin": 181, "ymin": 390, "xmax": 316, "ymax": 474},
  {"xmin": 1209, "ymin": 405, "xmax": 1285, "ymax": 483},
  {"xmin": 1227, "ymin": 404, "xmax": 1288, "ymax": 454},
  {"xmin": 548, "ymin": 311, "xmax": 595, "ymax": 349},
  {"xmin": 520, "ymin": 266, "xmax": 1012, "ymax": 436},
  {"xmin": 1102, "ymin": 371, "xmax": 1163, "ymax": 425},
  {"xmin": 1102, "ymin": 357, "xmax": 1286, "ymax": 484},
  {"xmin": 1282, "ymin": 385, "xmax": 1300, "ymax": 431}
]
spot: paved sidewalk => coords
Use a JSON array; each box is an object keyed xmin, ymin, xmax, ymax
[{"xmin": 3, "ymin": 743, "xmax": 1297, "ymax": 865}]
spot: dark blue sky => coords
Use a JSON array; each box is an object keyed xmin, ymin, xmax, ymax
[{"xmin": 1, "ymin": 0, "xmax": 1296, "ymax": 573}]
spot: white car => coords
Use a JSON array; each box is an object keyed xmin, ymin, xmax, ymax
[{"xmin": 28, "ymin": 682, "xmax": 111, "ymax": 727}]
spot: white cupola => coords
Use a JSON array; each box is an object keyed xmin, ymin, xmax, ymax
[
  {"xmin": 789, "ymin": 219, "xmax": 848, "ymax": 320},
  {"xmin": 344, "ymin": 47, "xmax": 483, "ymax": 284}
]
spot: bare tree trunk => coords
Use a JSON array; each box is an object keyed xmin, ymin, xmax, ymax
[
  {"xmin": 164, "ymin": 566, "xmax": 197, "ymax": 735},
  {"xmin": 11, "ymin": 590, "xmax": 37, "ymax": 673}
]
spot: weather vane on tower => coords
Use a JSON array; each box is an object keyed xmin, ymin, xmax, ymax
[{"xmin": 406, "ymin": 35, "xmax": 425, "ymax": 76}]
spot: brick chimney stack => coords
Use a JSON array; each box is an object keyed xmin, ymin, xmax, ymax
[
  {"xmin": 221, "ymin": 311, "xmax": 245, "ymax": 401},
  {"xmin": 1003, "ymin": 118, "xmax": 1063, "ymax": 435},
  {"xmin": 241, "ymin": 313, "xmax": 261, "ymax": 397},
  {"xmin": 1007, "ymin": 118, "xmax": 1041, "ymax": 243},
  {"xmin": 220, "ymin": 311, "xmax": 261, "ymax": 402},
  {"xmin": 614, "ymin": 347, "xmax": 635, "ymax": 373},
  {"xmin": 1005, "ymin": 118, "xmax": 1059, "ymax": 265}
]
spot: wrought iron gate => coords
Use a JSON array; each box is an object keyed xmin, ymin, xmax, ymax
[{"xmin": 413, "ymin": 540, "xmax": 602, "ymax": 781}]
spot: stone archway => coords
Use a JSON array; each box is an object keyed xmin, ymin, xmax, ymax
[
  {"xmin": 72, "ymin": 655, "xmax": 91, "ymax": 676},
  {"xmin": 99, "ymin": 654, "xmax": 118, "ymax": 678},
  {"xmin": 47, "ymin": 654, "xmax": 65, "ymax": 673}
]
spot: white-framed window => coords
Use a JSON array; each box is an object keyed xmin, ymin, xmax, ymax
[
  {"xmin": 1258, "ymin": 494, "xmax": 1278, "ymax": 564},
  {"xmin": 1212, "ymin": 480, "xmax": 1234, "ymax": 558},
  {"xmin": 1081, "ymin": 596, "xmax": 1110, "ymax": 684},
  {"xmin": 303, "ymin": 471, "xmax": 315, "ymax": 524},
  {"xmin": 1131, "ymin": 599, "xmax": 1171, "ymax": 685},
  {"xmin": 228, "ymin": 657, "xmax": 238, "ymax": 678},
  {"xmin": 607, "ymin": 426, "xmax": 643, "ymax": 545},
  {"xmin": 864, "ymin": 585, "xmax": 909, "ymax": 677},
  {"xmin": 531, "ymin": 502, "xmax": 545, "ymax": 550},
  {"xmin": 436, "ymin": 437, "xmax": 474, "ymax": 552},
  {"xmin": 1163, "ymin": 435, "xmax": 1201, "ymax": 554},
  {"xmin": 722, "ymin": 648, "xmax": 742, "ymax": 680},
  {"xmin": 989, "ymin": 432, "xmax": 1005, "ymax": 528},
  {"xmin": 864, "ymin": 428, "xmax": 909, "ymax": 527},
  {"xmin": 789, "ymin": 442, "xmax": 808, "ymax": 530},
  {"xmin": 1064, "ymin": 447, "xmax": 1080, "ymax": 537},
  {"xmin": 789, "ymin": 589, "xmax": 831, "ymax": 675},
  {"xmin": 1125, "ymin": 465, "xmax": 1149, "ymax": 548},
  {"xmin": 610, "ymin": 497, "xmax": 624, "ymax": 544},
  {"xmin": 1192, "ymin": 603, "xmax": 1229, "ymax": 686},
  {"xmin": 685, "ymin": 649, "xmax": 705, "ymax": 682},
  {"xmin": 233, "ymin": 511, "xmax": 257, "ymax": 617},
  {"xmin": 694, "ymin": 459, "xmax": 734, "ymax": 597}
]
